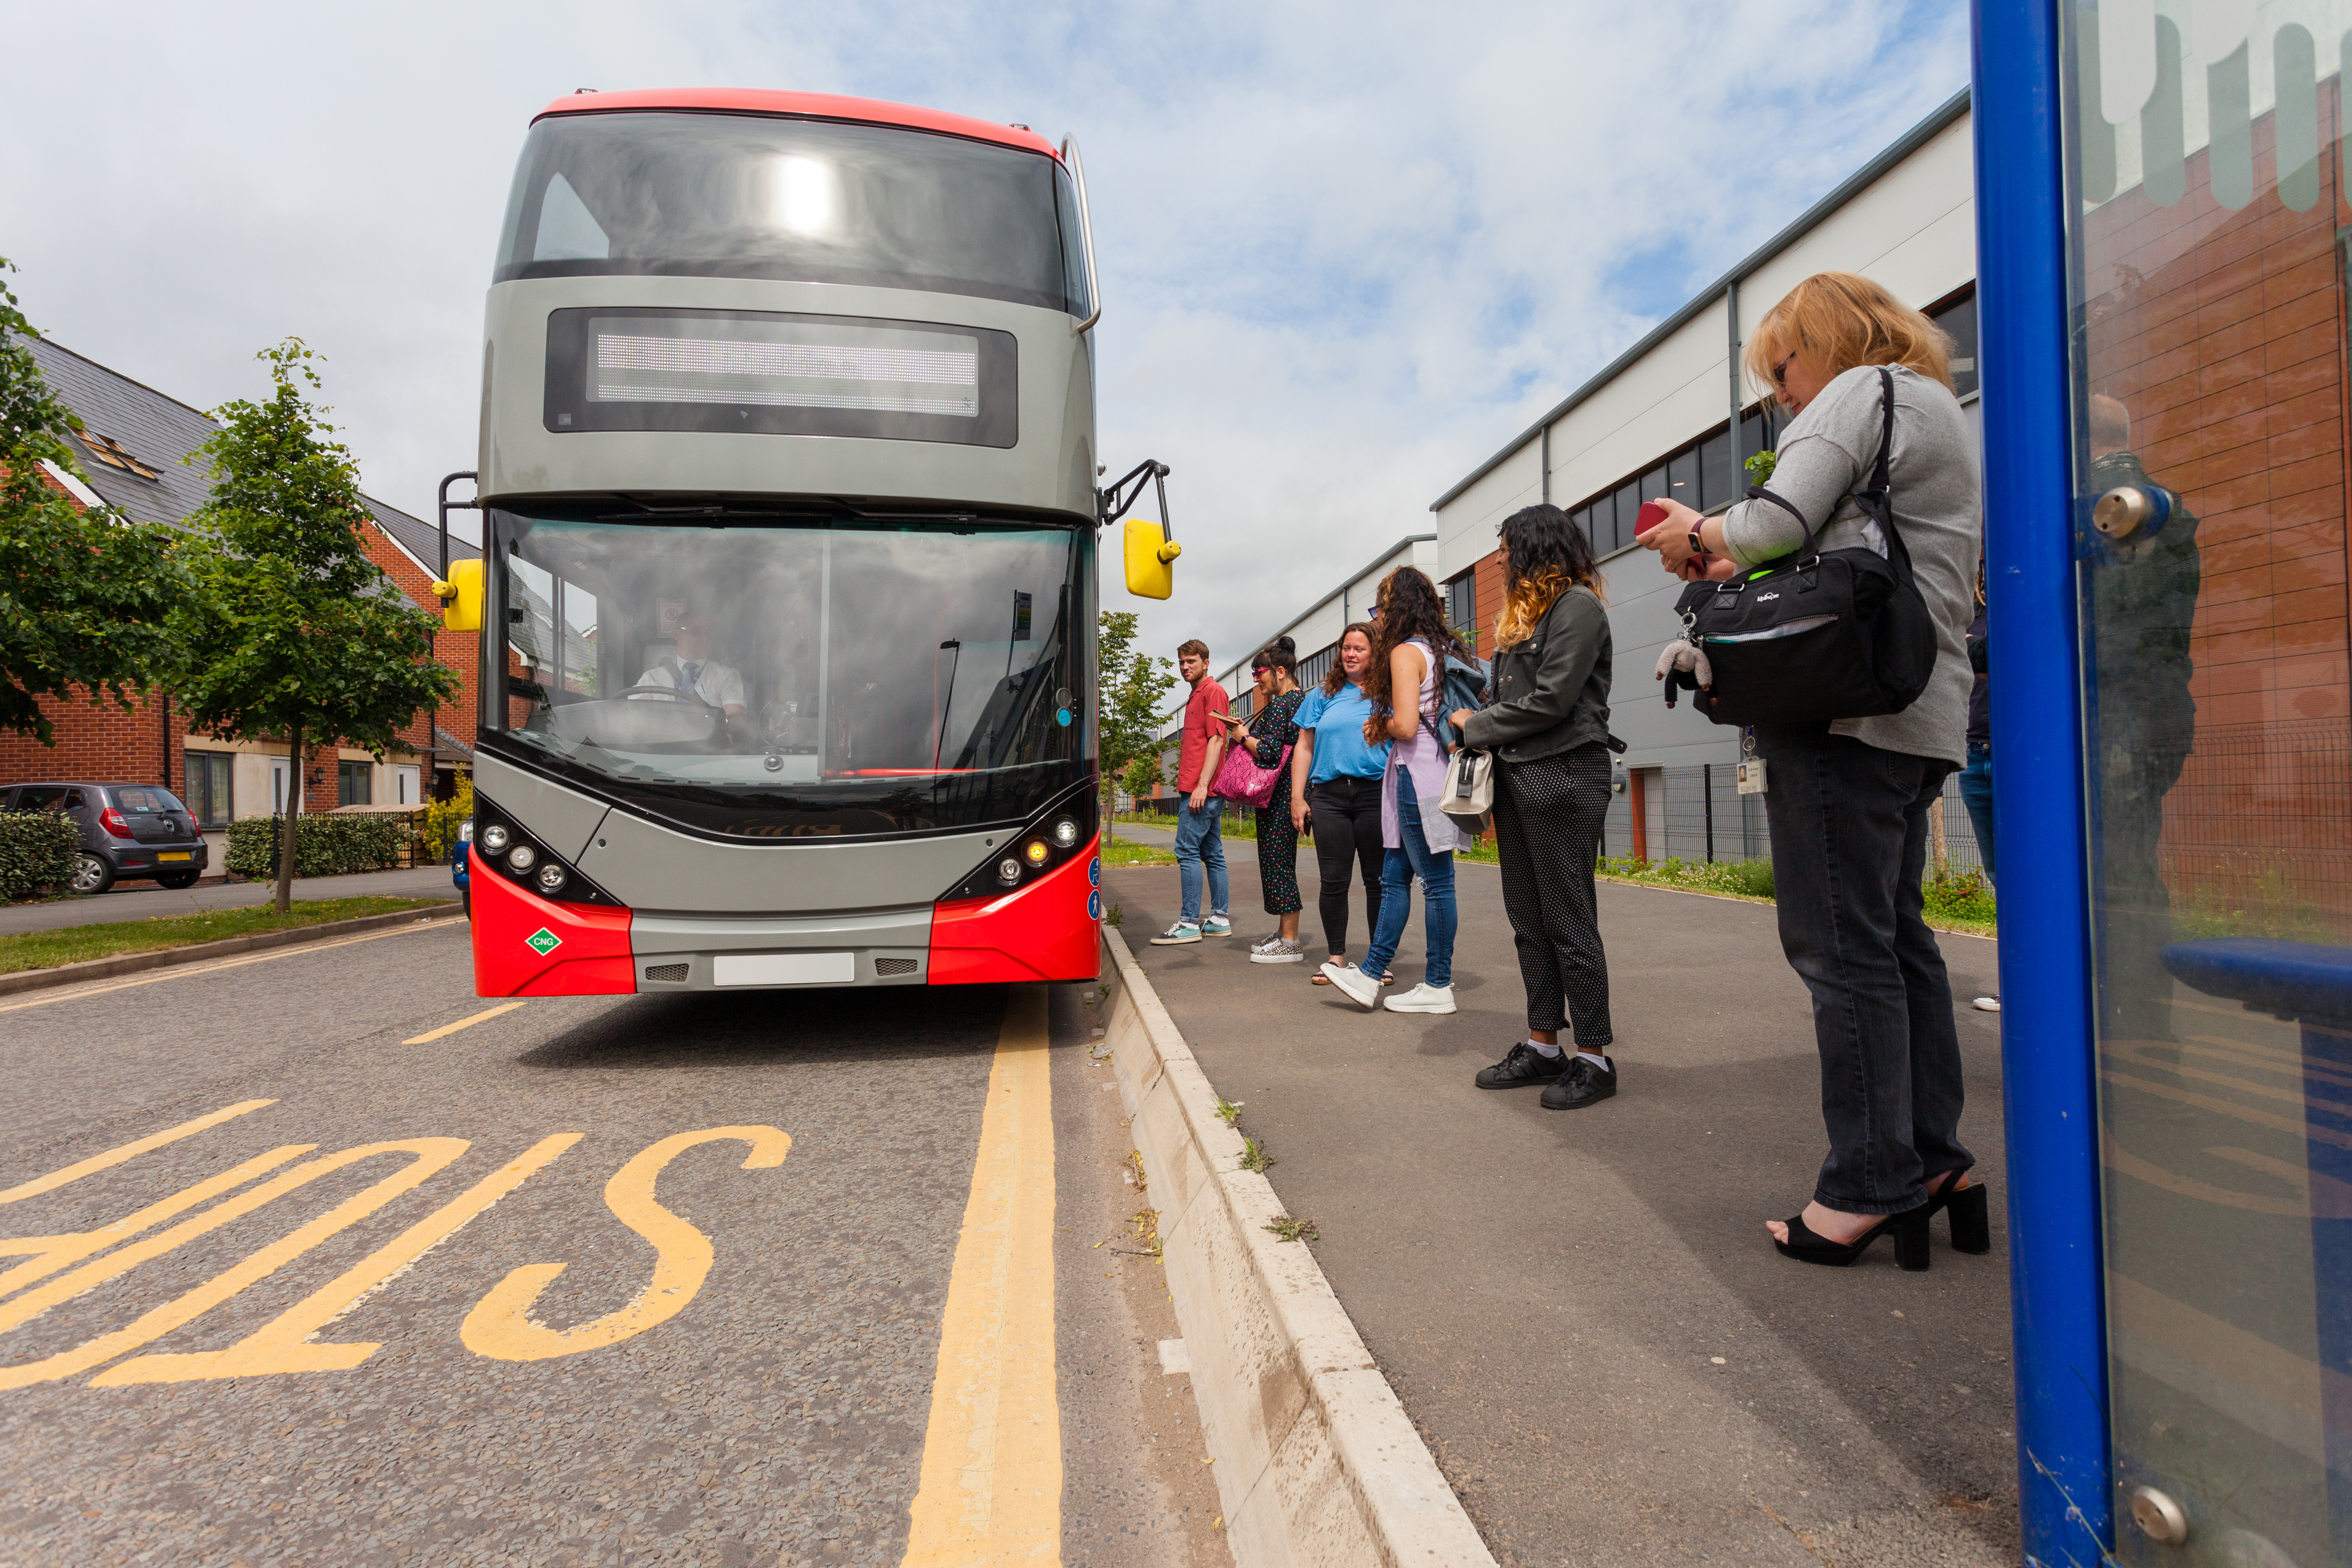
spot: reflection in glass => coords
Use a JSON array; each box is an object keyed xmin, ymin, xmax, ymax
[{"xmin": 2066, "ymin": 3, "xmax": 2352, "ymax": 1561}]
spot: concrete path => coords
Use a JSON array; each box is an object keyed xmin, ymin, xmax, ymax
[
  {"xmin": 1106, "ymin": 853, "xmax": 2017, "ymax": 1568},
  {"xmin": 0, "ymin": 867, "xmax": 458, "ymax": 937}
]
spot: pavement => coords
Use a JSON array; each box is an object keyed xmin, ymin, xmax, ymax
[
  {"xmin": 0, "ymin": 923, "xmax": 1226, "ymax": 1566},
  {"xmin": 1106, "ymin": 851, "xmax": 2019, "ymax": 1568},
  {"xmin": 0, "ymin": 867, "xmax": 459, "ymax": 937}
]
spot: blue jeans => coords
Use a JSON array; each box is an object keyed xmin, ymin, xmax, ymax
[
  {"xmin": 1174, "ymin": 796, "xmax": 1228, "ymax": 925},
  {"xmin": 1362, "ymin": 768, "xmax": 1455, "ymax": 988},
  {"xmin": 1957, "ymin": 742, "xmax": 1995, "ymax": 884}
]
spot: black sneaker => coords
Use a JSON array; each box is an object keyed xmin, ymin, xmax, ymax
[
  {"xmin": 1540, "ymin": 1055, "xmax": 1617, "ymax": 1110},
  {"xmin": 1474, "ymin": 1040, "xmax": 1567, "ymax": 1090}
]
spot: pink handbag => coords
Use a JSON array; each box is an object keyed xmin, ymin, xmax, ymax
[{"xmin": 1211, "ymin": 738, "xmax": 1292, "ymax": 807}]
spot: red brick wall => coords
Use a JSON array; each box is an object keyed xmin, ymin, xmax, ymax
[
  {"xmin": 357, "ymin": 524, "xmax": 482, "ymax": 774},
  {"xmin": 2079, "ymin": 88, "xmax": 2352, "ymax": 911}
]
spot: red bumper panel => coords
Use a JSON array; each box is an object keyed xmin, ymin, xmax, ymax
[
  {"xmin": 928, "ymin": 834, "xmax": 1102, "ymax": 985},
  {"xmin": 470, "ymin": 860, "xmax": 635, "ymax": 997}
]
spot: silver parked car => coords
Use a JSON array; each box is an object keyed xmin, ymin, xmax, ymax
[{"xmin": 2, "ymin": 782, "xmax": 211, "ymax": 893}]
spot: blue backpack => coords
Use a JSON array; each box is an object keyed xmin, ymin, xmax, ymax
[{"xmin": 1437, "ymin": 648, "xmax": 1491, "ymax": 753}]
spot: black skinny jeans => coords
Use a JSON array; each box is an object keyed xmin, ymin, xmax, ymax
[
  {"xmin": 1756, "ymin": 724, "xmax": 1973, "ymax": 1217},
  {"xmin": 1305, "ymin": 775, "xmax": 1385, "ymax": 957},
  {"xmin": 1493, "ymin": 744, "xmax": 1614, "ymax": 1045}
]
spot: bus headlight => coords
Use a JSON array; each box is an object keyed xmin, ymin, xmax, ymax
[
  {"xmin": 535, "ymin": 862, "xmax": 568, "ymax": 894},
  {"xmin": 1024, "ymin": 840, "xmax": 1050, "ymax": 867},
  {"xmin": 479, "ymin": 823, "xmax": 509, "ymax": 854},
  {"xmin": 997, "ymin": 857, "xmax": 1023, "ymax": 886},
  {"xmin": 507, "ymin": 844, "xmax": 539, "ymax": 873},
  {"xmin": 1052, "ymin": 818, "xmax": 1079, "ymax": 848}
]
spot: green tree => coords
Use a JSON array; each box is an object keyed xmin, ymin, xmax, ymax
[
  {"xmin": 171, "ymin": 341, "xmax": 458, "ymax": 913},
  {"xmin": 1096, "ymin": 610, "xmax": 1176, "ymax": 843},
  {"xmin": 1119, "ymin": 750, "xmax": 1164, "ymax": 807},
  {"xmin": 0, "ymin": 256, "xmax": 183, "ymax": 741}
]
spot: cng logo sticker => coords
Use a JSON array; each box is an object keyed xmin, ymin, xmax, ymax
[{"xmin": 525, "ymin": 928, "xmax": 563, "ymax": 957}]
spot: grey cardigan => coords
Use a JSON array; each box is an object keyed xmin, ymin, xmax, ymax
[
  {"xmin": 1458, "ymin": 586, "xmax": 1612, "ymax": 762},
  {"xmin": 1720, "ymin": 364, "xmax": 1981, "ymax": 766}
]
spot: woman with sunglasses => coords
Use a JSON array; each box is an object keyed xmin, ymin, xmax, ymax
[
  {"xmin": 1224, "ymin": 638, "xmax": 1308, "ymax": 962},
  {"xmin": 1637, "ymin": 270, "xmax": 1984, "ymax": 1271}
]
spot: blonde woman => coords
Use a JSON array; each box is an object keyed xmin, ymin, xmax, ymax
[
  {"xmin": 1638, "ymin": 269, "xmax": 1983, "ymax": 1271},
  {"xmin": 1445, "ymin": 505, "xmax": 1620, "ymax": 1109}
]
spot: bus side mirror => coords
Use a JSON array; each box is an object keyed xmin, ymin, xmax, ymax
[
  {"xmin": 434, "ymin": 558, "xmax": 485, "ymax": 632},
  {"xmin": 1124, "ymin": 517, "xmax": 1180, "ymax": 600}
]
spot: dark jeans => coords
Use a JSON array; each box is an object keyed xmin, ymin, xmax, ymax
[
  {"xmin": 1362, "ymin": 767, "xmax": 1456, "ymax": 988},
  {"xmin": 1306, "ymin": 775, "xmax": 1385, "ymax": 957},
  {"xmin": 1494, "ymin": 745, "xmax": 1613, "ymax": 1044},
  {"xmin": 1958, "ymin": 741, "xmax": 1995, "ymax": 884},
  {"xmin": 1756, "ymin": 724, "xmax": 1972, "ymax": 1216}
]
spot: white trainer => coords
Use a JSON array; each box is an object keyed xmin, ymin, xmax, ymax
[
  {"xmin": 1972, "ymin": 995, "xmax": 2001, "ymax": 1012},
  {"xmin": 1320, "ymin": 961, "xmax": 1381, "ymax": 1009},
  {"xmin": 1386, "ymin": 983, "xmax": 1457, "ymax": 1014},
  {"xmin": 1251, "ymin": 939, "xmax": 1306, "ymax": 965}
]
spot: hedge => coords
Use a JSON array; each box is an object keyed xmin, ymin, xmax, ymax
[
  {"xmin": 0, "ymin": 811, "xmax": 79, "ymax": 900},
  {"xmin": 224, "ymin": 813, "xmax": 409, "ymax": 880}
]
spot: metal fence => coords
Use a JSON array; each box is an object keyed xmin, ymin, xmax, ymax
[{"xmin": 1601, "ymin": 763, "xmax": 1988, "ymax": 874}]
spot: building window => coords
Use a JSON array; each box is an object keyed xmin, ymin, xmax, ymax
[
  {"xmin": 1444, "ymin": 569, "xmax": 1478, "ymax": 643},
  {"xmin": 183, "ymin": 752, "xmax": 234, "ymax": 828},
  {"xmin": 1297, "ymin": 640, "xmax": 1337, "ymax": 693},
  {"xmin": 337, "ymin": 760, "xmax": 372, "ymax": 807},
  {"xmin": 1930, "ymin": 289, "xmax": 1978, "ymax": 399}
]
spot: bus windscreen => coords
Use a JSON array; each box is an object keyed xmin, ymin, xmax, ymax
[
  {"xmin": 480, "ymin": 512, "xmax": 1088, "ymax": 839},
  {"xmin": 493, "ymin": 111, "xmax": 1087, "ymax": 316}
]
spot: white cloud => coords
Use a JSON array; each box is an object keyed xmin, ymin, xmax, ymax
[{"xmin": 0, "ymin": 0, "xmax": 1968, "ymax": 668}]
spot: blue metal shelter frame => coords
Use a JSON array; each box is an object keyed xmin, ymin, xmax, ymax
[{"xmin": 1973, "ymin": 0, "xmax": 2115, "ymax": 1561}]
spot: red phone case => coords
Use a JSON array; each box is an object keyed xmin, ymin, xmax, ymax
[{"xmin": 1635, "ymin": 500, "xmax": 1669, "ymax": 533}]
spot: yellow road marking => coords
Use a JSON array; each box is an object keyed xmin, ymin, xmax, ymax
[
  {"xmin": 462, "ymin": 1126, "xmax": 789, "ymax": 1361},
  {"xmin": 0, "ymin": 921, "xmax": 448, "ymax": 1015},
  {"xmin": 0, "ymin": 1139, "xmax": 468, "ymax": 1390},
  {"xmin": 901, "ymin": 985, "xmax": 1060, "ymax": 1566},
  {"xmin": 0, "ymin": 1100, "xmax": 276, "ymax": 1203},
  {"xmin": 98, "ymin": 1133, "xmax": 582, "ymax": 1383},
  {"xmin": 0, "ymin": 1145, "xmax": 312, "ymax": 1298},
  {"xmin": 403, "ymin": 1001, "xmax": 527, "ymax": 1045}
]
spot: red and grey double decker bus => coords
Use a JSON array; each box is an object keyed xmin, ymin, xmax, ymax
[{"xmin": 433, "ymin": 88, "xmax": 1178, "ymax": 998}]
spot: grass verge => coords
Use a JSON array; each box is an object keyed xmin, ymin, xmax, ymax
[
  {"xmin": 0, "ymin": 896, "xmax": 454, "ymax": 975},
  {"xmin": 1100, "ymin": 835, "xmax": 1178, "ymax": 869}
]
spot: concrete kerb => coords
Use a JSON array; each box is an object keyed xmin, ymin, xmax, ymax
[
  {"xmin": 0, "ymin": 903, "xmax": 467, "ymax": 998},
  {"xmin": 1098, "ymin": 926, "xmax": 1497, "ymax": 1567}
]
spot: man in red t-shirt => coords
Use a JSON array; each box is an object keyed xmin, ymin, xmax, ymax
[{"xmin": 1150, "ymin": 639, "xmax": 1232, "ymax": 943}]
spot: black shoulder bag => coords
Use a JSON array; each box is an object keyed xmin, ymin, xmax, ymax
[{"xmin": 1672, "ymin": 367, "xmax": 1937, "ymax": 727}]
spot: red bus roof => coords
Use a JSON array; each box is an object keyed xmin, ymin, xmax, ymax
[{"xmin": 534, "ymin": 89, "xmax": 1061, "ymax": 161}]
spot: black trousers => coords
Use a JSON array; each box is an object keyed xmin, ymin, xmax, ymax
[
  {"xmin": 1755, "ymin": 723, "xmax": 1971, "ymax": 1216},
  {"xmin": 1306, "ymin": 776, "xmax": 1385, "ymax": 957},
  {"xmin": 1493, "ymin": 744, "xmax": 1614, "ymax": 1045}
]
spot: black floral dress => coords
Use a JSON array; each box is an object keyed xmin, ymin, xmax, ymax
[{"xmin": 1245, "ymin": 688, "xmax": 1305, "ymax": 915}]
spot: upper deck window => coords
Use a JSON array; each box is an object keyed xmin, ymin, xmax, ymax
[{"xmin": 495, "ymin": 111, "xmax": 1086, "ymax": 315}]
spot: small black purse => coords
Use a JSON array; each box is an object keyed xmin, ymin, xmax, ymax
[{"xmin": 1673, "ymin": 367, "xmax": 1937, "ymax": 727}]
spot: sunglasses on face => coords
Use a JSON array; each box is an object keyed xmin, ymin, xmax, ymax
[{"xmin": 1771, "ymin": 350, "xmax": 1798, "ymax": 388}]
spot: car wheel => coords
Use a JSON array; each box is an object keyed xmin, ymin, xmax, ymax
[
  {"xmin": 156, "ymin": 869, "xmax": 201, "ymax": 890},
  {"xmin": 462, "ymin": 889, "xmax": 472, "ymax": 920},
  {"xmin": 71, "ymin": 854, "xmax": 115, "ymax": 895}
]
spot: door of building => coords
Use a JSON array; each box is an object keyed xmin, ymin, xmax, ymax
[
  {"xmin": 391, "ymin": 765, "xmax": 420, "ymax": 806},
  {"xmin": 2061, "ymin": 6, "xmax": 2352, "ymax": 1560}
]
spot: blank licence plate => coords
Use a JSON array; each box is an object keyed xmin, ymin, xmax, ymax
[{"xmin": 157, "ymin": 852, "xmax": 192, "ymax": 861}]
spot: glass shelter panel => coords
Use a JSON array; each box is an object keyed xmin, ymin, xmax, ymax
[{"xmin": 2065, "ymin": 4, "xmax": 2352, "ymax": 1561}]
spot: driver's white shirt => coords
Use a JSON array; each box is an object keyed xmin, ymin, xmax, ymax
[{"xmin": 637, "ymin": 658, "xmax": 745, "ymax": 711}]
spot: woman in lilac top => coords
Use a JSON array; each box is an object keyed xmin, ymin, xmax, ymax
[{"xmin": 1320, "ymin": 566, "xmax": 1477, "ymax": 1015}]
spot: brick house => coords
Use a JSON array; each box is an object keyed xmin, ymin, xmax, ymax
[{"xmin": 0, "ymin": 336, "xmax": 473, "ymax": 867}]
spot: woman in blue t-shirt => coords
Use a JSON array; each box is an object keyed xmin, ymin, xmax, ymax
[{"xmin": 1287, "ymin": 623, "xmax": 1392, "ymax": 982}]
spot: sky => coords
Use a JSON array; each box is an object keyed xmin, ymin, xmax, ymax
[{"xmin": 0, "ymin": 0, "xmax": 1970, "ymax": 681}]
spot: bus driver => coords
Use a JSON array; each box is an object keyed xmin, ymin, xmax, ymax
[{"xmin": 636, "ymin": 609, "xmax": 748, "ymax": 727}]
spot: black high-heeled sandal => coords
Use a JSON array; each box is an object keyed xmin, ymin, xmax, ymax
[
  {"xmin": 1773, "ymin": 1205, "xmax": 1931, "ymax": 1270},
  {"xmin": 1926, "ymin": 1170, "xmax": 1992, "ymax": 1255}
]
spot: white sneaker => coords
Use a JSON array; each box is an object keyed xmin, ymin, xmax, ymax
[
  {"xmin": 1248, "ymin": 931, "xmax": 1284, "ymax": 954},
  {"xmin": 1972, "ymin": 995, "xmax": 2001, "ymax": 1012},
  {"xmin": 1321, "ymin": 961, "xmax": 1381, "ymax": 1010},
  {"xmin": 1150, "ymin": 922, "xmax": 1202, "ymax": 946},
  {"xmin": 1251, "ymin": 939, "xmax": 1306, "ymax": 965},
  {"xmin": 1386, "ymin": 982, "xmax": 1457, "ymax": 1014}
]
